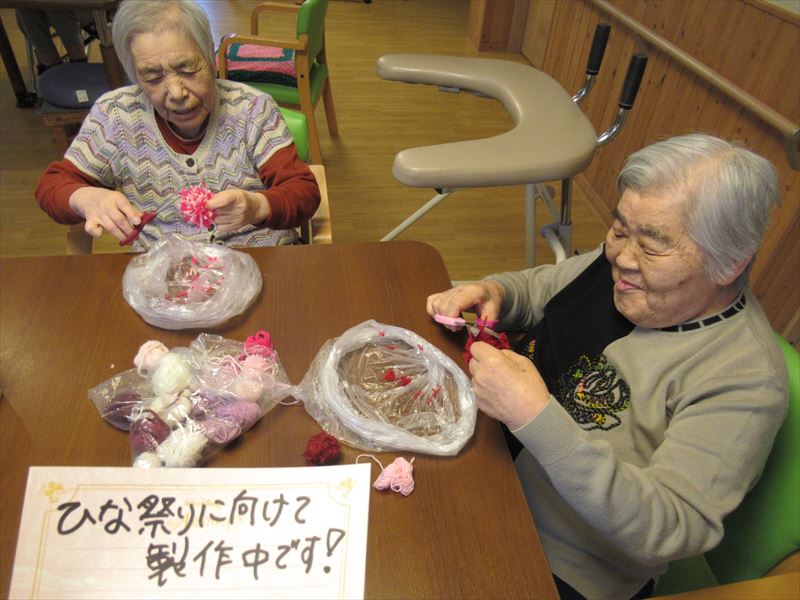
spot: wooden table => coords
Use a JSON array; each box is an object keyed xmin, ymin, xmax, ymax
[
  {"xmin": 0, "ymin": 241, "xmax": 558, "ymax": 599},
  {"xmin": 0, "ymin": 0, "xmax": 123, "ymax": 107},
  {"xmin": 658, "ymin": 572, "xmax": 800, "ymax": 599}
]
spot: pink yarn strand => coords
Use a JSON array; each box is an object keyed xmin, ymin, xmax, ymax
[{"xmin": 356, "ymin": 455, "xmax": 415, "ymax": 496}]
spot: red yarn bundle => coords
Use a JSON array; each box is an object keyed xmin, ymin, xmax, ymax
[
  {"xmin": 303, "ymin": 431, "xmax": 341, "ymax": 465},
  {"xmin": 463, "ymin": 328, "xmax": 511, "ymax": 366}
]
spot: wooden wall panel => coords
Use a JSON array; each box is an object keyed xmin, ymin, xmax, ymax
[{"xmin": 535, "ymin": 0, "xmax": 800, "ymax": 343}]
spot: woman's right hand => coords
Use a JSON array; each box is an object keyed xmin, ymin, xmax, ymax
[
  {"xmin": 68, "ymin": 187, "xmax": 142, "ymax": 240},
  {"xmin": 426, "ymin": 281, "xmax": 505, "ymax": 331}
]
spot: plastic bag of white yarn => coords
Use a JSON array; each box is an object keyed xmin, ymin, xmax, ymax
[
  {"xmin": 293, "ymin": 319, "xmax": 476, "ymax": 456},
  {"xmin": 122, "ymin": 234, "xmax": 262, "ymax": 330},
  {"xmin": 88, "ymin": 332, "xmax": 290, "ymax": 468}
]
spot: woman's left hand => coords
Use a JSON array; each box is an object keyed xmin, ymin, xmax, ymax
[
  {"xmin": 468, "ymin": 341, "xmax": 550, "ymax": 430},
  {"xmin": 207, "ymin": 189, "xmax": 270, "ymax": 234}
]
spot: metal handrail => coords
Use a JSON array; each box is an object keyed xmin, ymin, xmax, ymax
[{"xmin": 592, "ymin": 0, "xmax": 799, "ymax": 170}]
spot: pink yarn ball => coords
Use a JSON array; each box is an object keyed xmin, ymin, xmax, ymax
[
  {"xmin": 212, "ymin": 400, "xmax": 262, "ymax": 431},
  {"xmin": 189, "ymin": 391, "xmax": 228, "ymax": 420},
  {"xmin": 200, "ymin": 417, "xmax": 241, "ymax": 445},
  {"xmin": 134, "ymin": 340, "xmax": 169, "ymax": 375}
]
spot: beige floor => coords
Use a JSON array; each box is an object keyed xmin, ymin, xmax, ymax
[{"xmin": 0, "ymin": 0, "xmax": 609, "ymax": 281}]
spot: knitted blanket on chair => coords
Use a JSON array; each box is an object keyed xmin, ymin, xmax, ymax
[{"xmin": 220, "ymin": 43, "xmax": 297, "ymax": 87}]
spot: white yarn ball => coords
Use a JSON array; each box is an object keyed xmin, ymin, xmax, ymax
[
  {"xmin": 133, "ymin": 451, "xmax": 163, "ymax": 468},
  {"xmin": 158, "ymin": 426, "xmax": 208, "ymax": 467},
  {"xmin": 151, "ymin": 352, "xmax": 192, "ymax": 396},
  {"xmin": 147, "ymin": 395, "xmax": 168, "ymax": 414},
  {"xmin": 232, "ymin": 373, "xmax": 264, "ymax": 403},
  {"xmin": 161, "ymin": 396, "xmax": 192, "ymax": 428}
]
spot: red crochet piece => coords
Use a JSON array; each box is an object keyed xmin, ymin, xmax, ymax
[
  {"xmin": 303, "ymin": 431, "xmax": 341, "ymax": 466},
  {"xmin": 463, "ymin": 328, "xmax": 511, "ymax": 366}
]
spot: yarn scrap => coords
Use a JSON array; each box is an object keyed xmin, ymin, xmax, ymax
[
  {"xmin": 303, "ymin": 431, "xmax": 341, "ymax": 466},
  {"xmin": 357, "ymin": 455, "xmax": 416, "ymax": 496}
]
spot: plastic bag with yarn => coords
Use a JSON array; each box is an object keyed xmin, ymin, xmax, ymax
[
  {"xmin": 88, "ymin": 332, "xmax": 291, "ymax": 468},
  {"xmin": 293, "ymin": 320, "xmax": 476, "ymax": 456},
  {"xmin": 122, "ymin": 234, "xmax": 262, "ymax": 330}
]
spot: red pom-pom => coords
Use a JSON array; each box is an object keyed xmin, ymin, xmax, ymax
[
  {"xmin": 463, "ymin": 329, "xmax": 511, "ymax": 366},
  {"xmin": 383, "ymin": 368, "xmax": 397, "ymax": 382},
  {"xmin": 303, "ymin": 431, "xmax": 341, "ymax": 466}
]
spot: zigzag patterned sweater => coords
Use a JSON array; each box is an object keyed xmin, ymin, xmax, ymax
[
  {"xmin": 488, "ymin": 247, "xmax": 787, "ymax": 600},
  {"xmin": 36, "ymin": 80, "xmax": 319, "ymax": 248}
]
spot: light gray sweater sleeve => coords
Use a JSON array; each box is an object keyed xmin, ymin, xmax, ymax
[{"xmin": 485, "ymin": 248, "xmax": 602, "ymax": 330}]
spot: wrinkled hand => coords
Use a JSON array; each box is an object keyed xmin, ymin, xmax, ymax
[
  {"xmin": 207, "ymin": 189, "xmax": 269, "ymax": 234},
  {"xmin": 426, "ymin": 280, "xmax": 504, "ymax": 331},
  {"xmin": 68, "ymin": 187, "xmax": 141, "ymax": 240},
  {"xmin": 468, "ymin": 342, "xmax": 550, "ymax": 430}
]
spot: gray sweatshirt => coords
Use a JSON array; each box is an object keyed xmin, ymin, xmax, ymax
[{"xmin": 488, "ymin": 247, "xmax": 787, "ymax": 599}]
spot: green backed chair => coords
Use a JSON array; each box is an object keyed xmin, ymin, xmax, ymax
[
  {"xmin": 217, "ymin": 0, "xmax": 338, "ymax": 165},
  {"xmin": 278, "ymin": 106, "xmax": 331, "ymax": 244},
  {"xmin": 653, "ymin": 333, "xmax": 800, "ymax": 596},
  {"xmin": 65, "ymin": 105, "xmax": 330, "ymax": 253}
]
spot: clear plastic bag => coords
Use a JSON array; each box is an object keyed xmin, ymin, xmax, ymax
[
  {"xmin": 294, "ymin": 320, "xmax": 476, "ymax": 456},
  {"xmin": 88, "ymin": 332, "xmax": 292, "ymax": 467},
  {"xmin": 122, "ymin": 234, "xmax": 262, "ymax": 330}
]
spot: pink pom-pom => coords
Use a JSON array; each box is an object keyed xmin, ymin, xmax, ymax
[
  {"xmin": 179, "ymin": 185, "xmax": 216, "ymax": 229},
  {"xmin": 241, "ymin": 354, "xmax": 269, "ymax": 371}
]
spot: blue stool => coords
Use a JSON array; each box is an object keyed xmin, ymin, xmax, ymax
[{"xmin": 38, "ymin": 62, "xmax": 110, "ymax": 151}]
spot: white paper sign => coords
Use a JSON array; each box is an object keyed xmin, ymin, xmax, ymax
[{"xmin": 9, "ymin": 465, "xmax": 371, "ymax": 599}]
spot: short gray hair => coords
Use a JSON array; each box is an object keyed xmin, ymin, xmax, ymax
[
  {"xmin": 617, "ymin": 133, "xmax": 780, "ymax": 288},
  {"xmin": 112, "ymin": 0, "xmax": 216, "ymax": 84}
]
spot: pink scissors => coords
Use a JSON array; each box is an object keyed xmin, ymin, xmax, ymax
[{"xmin": 433, "ymin": 314, "xmax": 501, "ymax": 338}]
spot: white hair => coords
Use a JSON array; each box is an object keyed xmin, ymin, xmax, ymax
[
  {"xmin": 112, "ymin": 0, "xmax": 216, "ymax": 84},
  {"xmin": 617, "ymin": 133, "xmax": 780, "ymax": 288}
]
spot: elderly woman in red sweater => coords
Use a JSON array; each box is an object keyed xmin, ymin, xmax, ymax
[{"xmin": 35, "ymin": 0, "xmax": 319, "ymax": 249}]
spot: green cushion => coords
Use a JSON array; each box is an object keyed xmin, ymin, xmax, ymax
[
  {"xmin": 278, "ymin": 107, "xmax": 309, "ymax": 162},
  {"xmin": 653, "ymin": 555, "xmax": 718, "ymax": 596}
]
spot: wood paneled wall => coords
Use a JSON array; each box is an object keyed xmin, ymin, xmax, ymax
[{"xmin": 525, "ymin": 0, "xmax": 800, "ymax": 343}]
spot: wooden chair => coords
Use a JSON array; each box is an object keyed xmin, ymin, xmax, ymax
[
  {"xmin": 217, "ymin": 0, "xmax": 338, "ymax": 165},
  {"xmin": 66, "ymin": 107, "xmax": 332, "ymax": 253}
]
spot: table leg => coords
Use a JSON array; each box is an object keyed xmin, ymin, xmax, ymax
[{"xmin": 0, "ymin": 16, "xmax": 36, "ymax": 108}]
